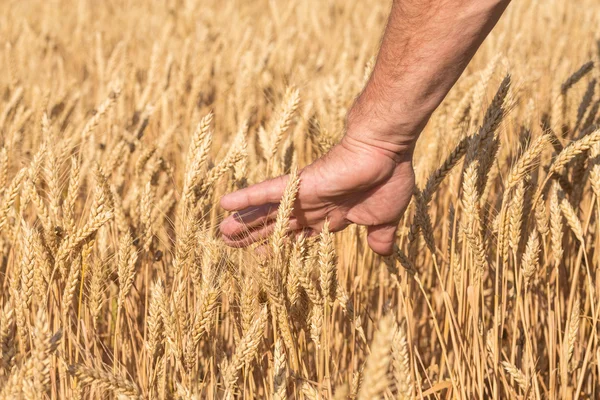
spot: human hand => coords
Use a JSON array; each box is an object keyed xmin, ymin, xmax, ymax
[{"xmin": 219, "ymin": 130, "xmax": 415, "ymax": 256}]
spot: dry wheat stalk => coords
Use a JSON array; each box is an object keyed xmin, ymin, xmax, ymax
[
  {"xmin": 506, "ymin": 134, "xmax": 551, "ymax": 191},
  {"xmin": 533, "ymin": 128, "xmax": 600, "ymax": 206},
  {"xmin": 270, "ymin": 87, "xmax": 301, "ymax": 159},
  {"xmin": 146, "ymin": 280, "xmax": 165, "ymax": 361},
  {"xmin": 192, "ymin": 287, "xmax": 220, "ymax": 345},
  {"xmin": 300, "ymin": 381, "xmax": 323, "ymax": 400},
  {"xmin": 80, "ymin": 84, "xmax": 122, "ymax": 142},
  {"xmin": 357, "ymin": 314, "xmax": 394, "ymax": 399},
  {"xmin": 566, "ymin": 296, "xmax": 580, "ymax": 365},
  {"xmin": 29, "ymin": 309, "xmax": 61, "ymax": 395},
  {"xmin": 54, "ymin": 184, "xmax": 113, "ymax": 271},
  {"xmin": 0, "ymin": 147, "xmax": 8, "ymax": 196},
  {"xmin": 0, "ymin": 2, "xmax": 598, "ymax": 399},
  {"xmin": 0, "ymin": 86, "xmax": 24, "ymax": 130},
  {"xmin": 461, "ymin": 161, "xmax": 487, "ymax": 274},
  {"xmin": 299, "ymin": 260, "xmax": 323, "ymax": 306},
  {"xmin": 561, "ymin": 61, "xmax": 594, "ymax": 94},
  {"xmin": 392, "ymin": 321, "xmax": 413, "ymax": 400},
  {"xmin": 422, "ymin": 135, "xmax": 470, "ymax": 204},
  {"xmin": 62, "ymin": 255, "xmax": 82, "ymax": 322},
  {"xmin": 272, "ymin": 168, "xmax": 300, "ymax": 258},
  {"xmin": 502, "ymin": 360, "xmax": 528, "ymax": 392},
  {"xmin": 318, "ymin": 220, "xmax": 337, "ymax": 304},
  {"xmin": 522, "ymin": 229, "xmax": 540, "ymax": 287},
  {"xmin": 560, "ymin": 197, "xmax": 584, "ymax": 242},
  {"xmin": 287, "ymin": 235, "xmax": 305, "ymax": 306},
  {"xmin": 0, "ymin": 305, "xmax": 15, "ymax": 372},
  {"xmin": 18, "ymin": 221, "xmax": 36, "ymax": 307},
  {"xmin": 223, "ymin": 305, "xmax": 268, "ymax": 395},
  {"xmin": 549, "ymin": 183, "xmax": 564, "ymax": 263},
  {"xmin": 117, "ymin": 231, "xmax": 138, "ymax": 308},
  {"xmin": 508, "ymin": 181, "xmax": 526, "ymax": 252},
  {"xmin": 273, "ymin": 338, "xmax": 287, "ymax": 400},
  {"xmin": 68, "ymin": 364, "xmax": 142, "ymax": 399},
  {"xmin": 310, "ymin": 305, "xmax": 324, "ymax": 348},
  {"xmin": 534, "ymin": 194, "xmax": 550, "ymax": 235}
]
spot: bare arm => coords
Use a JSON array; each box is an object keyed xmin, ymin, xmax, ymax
[
  {"xmin": 347, "ymin": 0, "xmax": 511, "ymax": 155},
  {"xmin": 220, "ymin": 0, "xmax": 511, "ymax": 255}
]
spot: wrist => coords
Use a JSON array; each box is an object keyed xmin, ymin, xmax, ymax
[
  {"xmin": 341, "ymin": 130, "xmax": 414, "ymax": 166},
  {"xmin": 345, "ymin": 93, "xmax": 428, "ymax": 159}
]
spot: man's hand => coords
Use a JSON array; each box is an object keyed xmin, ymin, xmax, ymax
[
  {"xmin": 220, "ymin": 134, "xmax": 414, "ymax": 255},
  {"xmin": 220, "ymin": 0, "xmax": 510, "ymax": 255}
]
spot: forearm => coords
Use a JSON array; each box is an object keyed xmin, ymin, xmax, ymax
[{"xmin": 347, "ymin": 0, "xmax": 511, "ymax": 154}]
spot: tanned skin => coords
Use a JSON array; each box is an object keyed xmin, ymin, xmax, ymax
[{"xmin": 220, "ymin": 0, "xmax": 512, "ymax": 255}]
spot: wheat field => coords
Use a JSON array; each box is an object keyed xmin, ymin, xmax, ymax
[{"xmin": 1, "ymin": 0, "xmax": 600, "ymax": 398}]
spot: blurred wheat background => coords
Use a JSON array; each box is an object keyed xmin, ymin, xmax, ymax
[{"xmin": 1, "ymin": 0, "xmax": 600, "ymax": 398}]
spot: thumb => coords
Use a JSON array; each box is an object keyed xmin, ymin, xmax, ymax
[
  {"xmin": 220, "ymin": 174, "xmax": 289, "ymax": 211},
  {"xmin": 366, "ymin": 223, "xmax": 398, "ymax": 256}
]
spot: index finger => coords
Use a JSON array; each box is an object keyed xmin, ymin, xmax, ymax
[{"xmin": 220, "ymin": 174, "xmax": 289, "ymax": 211}]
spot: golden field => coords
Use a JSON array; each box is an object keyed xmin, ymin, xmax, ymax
[{"xmin": 1, "ymin": 0, "xmax": 600, "ymax": 398}]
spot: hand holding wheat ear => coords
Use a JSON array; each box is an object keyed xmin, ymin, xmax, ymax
[{"xmin": 220, "ymin": 134, "xmax": 415, "ymax": 255}]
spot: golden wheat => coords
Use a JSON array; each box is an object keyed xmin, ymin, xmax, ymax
[{"xmin": 0, "ymin": 0, "xmax": 599, "ymax": 399}]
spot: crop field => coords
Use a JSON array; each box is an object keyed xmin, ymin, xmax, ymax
[{"xmin": 1, "ymin": 0, "xmax": 600, "ymax": 398}]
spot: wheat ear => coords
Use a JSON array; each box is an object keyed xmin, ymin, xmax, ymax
[
  {"xmin": 357, "ymin": 314, "xmax": 394, "ymax": 399},
  {"xmin": 272, "ymin": 338, "xmax": 287, "ymax": 400},
  {"xmin": 68, "ymin": 364, "xmax": 142, "ymax": 399}
]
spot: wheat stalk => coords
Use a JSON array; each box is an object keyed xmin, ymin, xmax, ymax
[
  {"xmin": 223, "ymin": 305, "xmax": 268, "ymax": 395},
  {"xmin": 272, "ymin": 168, "xmax": 300, "ymax": 258},
  {"xmin": 68, "ymin": 363, "xmax": 142, "ymax": 399},
  {"xmin": 273, "ymin": 338, "xmax": 287, "ymax": 400},
  {"xmin": 392, "ymin": 321, "xmax": 413, "ymax": 400},
  {"xmin": 521, "ymin": 229, "xmax": 540, "ymax": 288},
  {"xmin": 357, "ymin": 314, "xmax": 394, "ymax": 400}
]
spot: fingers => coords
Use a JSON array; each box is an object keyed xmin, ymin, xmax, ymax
[
  {"xmin": 293, "ymin": 227, "xmax": 317, "ymax": 239},
  {"xmin": 224, "ymin": 216, "xmax": 399, "ymax": 256},
  {"xmin": 367, "ymin": 223, "xmax": 398, "ymax": 256},
  {"xmin": 302, "ymin": 215, "xmax": 349, "ymax": 234},
  {"xmin": 221, "ymin": 220, "xmax": 276, "ymax": 247},
  {"xmin": 220, "ymin": 204, "xmax": 302, "ymax": 239},
  {"xmin": 220, "ymin": 175, "xmax": 290, "ymax": 211},
  {"xmin": 220, "ymin": 203, "xmax": 278, "ymax": 237},
  {"xmin": 221, "ymin": 204, "xmax": 348, "ymax": 248}
]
